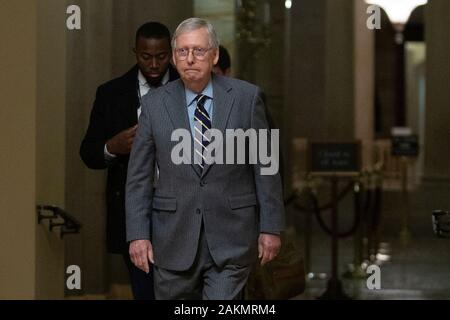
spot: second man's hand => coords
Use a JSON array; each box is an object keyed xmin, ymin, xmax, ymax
[
  {"xmin": 129, "ymin": 239, "xmax": 154, "ymax": 274},
  {"xmin": 106, "ymin": 125, "xmax": 138, "ymax": 155}
]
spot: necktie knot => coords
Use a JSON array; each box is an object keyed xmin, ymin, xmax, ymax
[{"xmin": 196, "ymin": 94, "xmax": 207, "ymax": 108}]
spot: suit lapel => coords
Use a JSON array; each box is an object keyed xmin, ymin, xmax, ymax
[
  {"xmin": 164, "ymin": 80, "xmax": 202, "ymax": 177},
  {"xmin": 124, "ymin": 90, "xmax": 139, "ymax": 127},
  {"xmin": 117, "ymin": 66, "xmax": 139, "ymax": 127},
  {"xmin": 202, "ymin": 75, "xmax": 235, "ymax": 178}
]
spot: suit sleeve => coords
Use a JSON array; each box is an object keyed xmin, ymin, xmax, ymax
[
  {"xmin": 251, "ymin": 87, "xmax": 286, "ymax": 233},
  {"xmin": 125, "ymin": 95, "xmax": 155, "ymax": 242},
  {"xmin": 79, "ymin": 86, "xmax": 112, "ymax": 170}
]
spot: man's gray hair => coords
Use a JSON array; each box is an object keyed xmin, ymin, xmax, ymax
[{"xmin": 172, "ymin": 17, "xmax": 219, "ymax": 49}]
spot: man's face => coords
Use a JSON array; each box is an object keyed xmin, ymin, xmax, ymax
[
  {"xmin": 135, "ymin": 37, "xmax": 171, "ymax": 86},
  {"xmin": 172, "ymin": 28, "xmax": 219, "ymax": 89}
]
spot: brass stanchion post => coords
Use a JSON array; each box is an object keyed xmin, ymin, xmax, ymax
[
  {"xmin": 399, "ymin": 156, "xmax": 411, "ymax": 244},
  {"xmin": 343, "ymin": 177, "xmax": 366, "ymax": 279},
  {"xmin": 318, "ymin": 176, "xmax": 351, "ymax": 300},
  {"xmin": 304, "ymin": 177, "xmax": 327, "ymax": 281}
]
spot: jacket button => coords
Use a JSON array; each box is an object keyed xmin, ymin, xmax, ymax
[
  {"xmin": 196, "ymin": 208, "xmax": 201, "ymax": 214},
  {"xmin": 200, "ymin": 181, "xmax": 207, "ymax": 187},
  {"xmin": 115, "ymin": 191, "xmax": 121, "ymax": 196}
]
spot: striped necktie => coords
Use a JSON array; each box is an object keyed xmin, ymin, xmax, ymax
[{"xmin": 193, "ymin": 94, "xmax": 211, "ymax": 170}]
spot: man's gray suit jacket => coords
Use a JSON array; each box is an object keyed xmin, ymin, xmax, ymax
[{"xmin": 126, "ymin": 74, "xmax": 285, "ymax": 272}]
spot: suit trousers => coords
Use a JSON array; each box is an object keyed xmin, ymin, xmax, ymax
[
  {"xmin": 153, "ymin": 221, "xmax": 251, "ymax": 300},
  {"xmin": 123, "ymin": 253, "xmax": 155, "ymax": 300}
]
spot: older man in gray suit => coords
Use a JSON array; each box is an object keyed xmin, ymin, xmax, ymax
[{"xmin": 126, "ymin": 17, "xmax": 285, "ymax": 300}]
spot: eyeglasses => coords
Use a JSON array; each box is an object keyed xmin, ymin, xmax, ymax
[{"xmin": 175, "ymin": 47, "xmax": 212, "ymax": 60}]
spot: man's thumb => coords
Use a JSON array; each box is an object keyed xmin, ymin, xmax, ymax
[{"xmin": 148, "ymin": 248, "xmax": 154, "ymax": 264}]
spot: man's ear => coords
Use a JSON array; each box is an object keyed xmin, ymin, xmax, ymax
[
  {"xmin": 213, "ymin": 48, "xmax": 220, "ymax": 66},
  {"xmin": 172, "ymin": 51, "xmax": 178, "ymax": 67}
]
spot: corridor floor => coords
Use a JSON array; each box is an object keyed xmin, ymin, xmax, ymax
[{"xmin": 290, "ymin": 185, "xmax": 450, "ymax": 300}]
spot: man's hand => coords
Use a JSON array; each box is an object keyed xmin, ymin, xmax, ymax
[
  {"xmin": 258, "ymin": 233, "xmax": 281, "ymax": 266},
  {"xmin": 106, "ymin": 125, "xmax": 138, "ymax": 155},
  {"xmin": 129, "ymin": 239, "xmax": 154, "ymax": 273}
]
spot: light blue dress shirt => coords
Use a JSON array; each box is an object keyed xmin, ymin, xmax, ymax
[{"xmin": 185, "ymin": 80, "xmax": 214, "ymax": 137}]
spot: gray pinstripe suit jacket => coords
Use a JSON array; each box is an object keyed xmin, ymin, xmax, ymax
[{"xmin": 125, "ymin": 74, "xmax": 285, "ymax": 272}]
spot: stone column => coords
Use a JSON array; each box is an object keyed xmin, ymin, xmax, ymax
[
  {"xmin": 0, "ymin": 0, "xmax": 37, "ymax": 300},
  {"xmin": 35, "ymin": 0, "xmax": 68, "ymax": 299},
  {"xmin": 285, "ymin": 0, "xmax": 374, "ymax": 186},
  {"xmin": 1, "ymin": 0, "xmax": 72, "ymax": 299},
  {"xmin": 354, "ymin": 0, "xmax": 375, "ymax": 167},
  {"xmin": 424, "ymin": 0, "xmax": 450, "ymax": 181},
  {"xmin": 324, "ymin": 0, "xmax": 355, "ymax": 142},
  {"xmin": 423, "ymin": 0, "xmax": 450, "ymax": 206},
  {"xmin": 65, "ymin": 0, "xmax": 114, "ymax": 296}
]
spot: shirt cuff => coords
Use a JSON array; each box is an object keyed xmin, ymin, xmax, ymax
[
  {"xmin": 104, "ymin": 143, "xmax": 117, "ymax": 160},
  {"xmin": 261, "ymin": 231, "xmax": 281, "ymax": 236}
]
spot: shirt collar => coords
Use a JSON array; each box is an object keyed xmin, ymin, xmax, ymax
[
  {"xmin": 161, "ymin": 68, "xmax": 170, "ymax": 85},
  {"xmin": 185, "ymin": 79, "xmax": 213, "ymax": 107},
  {"xmin": 138, "ymin": 68, "xmax": 170, "ymax": 87},
  {"xmin": 138, "ymin": 69, "xmax": 147, "ymax": 87}
]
